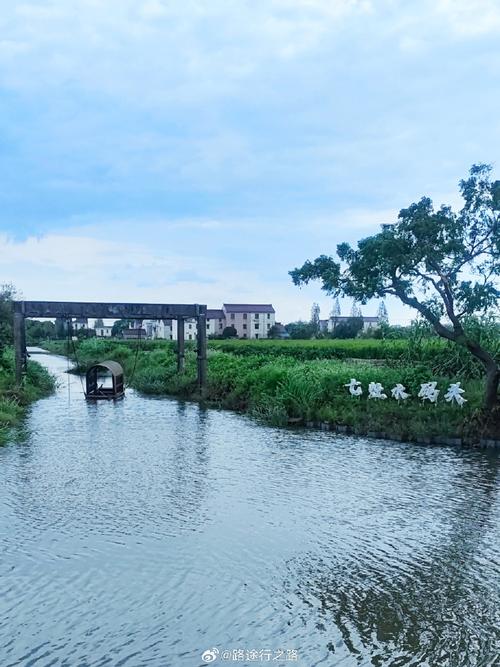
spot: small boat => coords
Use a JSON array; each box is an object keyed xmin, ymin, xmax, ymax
[{"xmin": 86, "ymin": 361, "xmax": 125, "ymax": 400}]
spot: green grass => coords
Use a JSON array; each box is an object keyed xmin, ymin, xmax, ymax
[
  {"xmin": 41, "ymin": 338, "xmax": 498, "ymax": 441},
  {"xmin": 209, "ymin": 338, "xmax": 415, "ymax": 359},
  {"xmin": 209, "ymin": 338, "xmax": 497, "ymax": 380},
  {"xmin": 0, "ymin": 348, "xmax": 56, "ymax": 444}
]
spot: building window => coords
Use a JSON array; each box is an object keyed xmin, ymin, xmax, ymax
[
  {"xmin": 255, "ymin": 333, "xmax": 259, "ymax": 339},
  {"xmin": 254, "ymin": 313, "xmax": 259, "ymax": 319},
  {"xmin": 267, "ymin": 313, "xmax": 270, "ymax": 319},
  {"xmin": 207, "ymin": 324, "xmax": 210, "ymax": 329},
  {"xmin": 243, "ymin": 324, "xmax": 247, "ymax": 330},
  {"xmin": 267, "ymin": 323, "xmax": 270, "ymax": 329},
  {"xmin": 243, "ymin": 313, "xmax": 247, "ymax": 319},
  {"xmin": 231, "ymin": 313, "xmax": 235, "ymax": 320},
  {"xmin": 255, "ymin": 323, "xmax": 259, "ymax": 330},
  {"xmin": 243, "ymin": 333, "xmax": 247, "ymax": 338}
]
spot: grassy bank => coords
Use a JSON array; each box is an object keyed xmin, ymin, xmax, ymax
[
  {"xmin": 0, "ymin": 349, "xmax": 56, "ymax": 444},
  {"xmin": 42, "ymin": 338, "xmax": 498, "ymax": 441}
]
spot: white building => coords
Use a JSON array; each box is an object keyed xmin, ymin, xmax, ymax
[
  {"xmin": 222, "ymin": 304, "xmax": 275, "ymax": 339},
  {"xmin": 144, "ymin": 320, "xmax": 172, "ymax": 340},
  {"xmin": 142, "ymin": 304, "xmax": 276, "ymax": 341},
  {"xmin": 143, "ymin": 318, "xmax": 197, "ymax": 341},
  {"xmin": 95, "ymin": 325, "xmax": 113, "ymax": 337},
  {"xmin": 207, "ymin": 309, "xmax": 225, "ymax": 337},
  {"xmin": 73, "ymin": 317, "xmax": 88, "ymax": 331}
]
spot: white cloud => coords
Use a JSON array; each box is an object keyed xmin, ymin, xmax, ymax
[
  {"xmin": 0, "ymin": 0, "xmax": 370, "ymax": 101},
  {"xmin": 435, "ymin": 0, "xmax": 500, "ymax": 37},
  {"xmin": 0, "ymin": 0, "xmax": 495, "ymax": 330},
  {"xmin": 0, "ymin": 231, "xmax": 415, "ymax": 324}
]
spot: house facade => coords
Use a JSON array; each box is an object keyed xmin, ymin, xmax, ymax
[
  {"xmin": 95, "ymin": 325, "xmax": 113, "ymax": 338},
  {"xmin": 222, "ymin": 304, "xmax": 275, "ymax": 339},
  {"xmin": 207, "ymin": 309, "xmax": 225, "ymax": 337},
  {"xmin": 141, "ymin": 318, "xmax": 196, "ymax": 340},
  {"xmin": 144, "ymin": 319, "xmax": 175, "ymax": 340},
  {"xmin": 140, "ymin": 304, "xmax": 276, "ymax": 340},
  {"xmin": 73, "ymin": 317, "xmax": 88, "ymax": 331}
]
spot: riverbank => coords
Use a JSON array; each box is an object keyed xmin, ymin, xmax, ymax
[
  {"xmin": 0, "ymin": 349, "xmax": 56, "ymax": 444},
  {"xmin": 41, "ymin": 339, "xmax": 499, "ymax": 443}
]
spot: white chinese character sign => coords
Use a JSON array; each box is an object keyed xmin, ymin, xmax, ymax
[
  {"xmin": 344, "ymin": 378, "xmax": 362, "ymax": 397},
  {"xmin": 444, "ymin": 382, "xmax": 467, "ymax": 407},
  {"xmin": 391, "ymin": 384, "xmax": 410, "ymax": 401},
  {"xmin": 368, "ymin": 382, "xmax": 387, "ymax": 399},
  {"xmin": 341, "ymin": 379, "xmax": 466, "ymax": 407},
  {"xmin": 418, "ymin": 382, "xmax": 440, "ymax": 403}
]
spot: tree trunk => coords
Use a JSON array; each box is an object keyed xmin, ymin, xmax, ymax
[
  {"xmin": 485, "ymin": 364, "xmax": 500, "ymax": 411},
  {"xmin": 393, "ymin": 291, "xmax": 499, "ymax": 411}
]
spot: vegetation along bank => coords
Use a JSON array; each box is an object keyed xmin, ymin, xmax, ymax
[
  {"xmin": 42, "ymin": 336, "xmax": 499, "ymax": 444},
  {"xmin": 0, "ymin": 284, "xmax": 56, "ymax": 444}
]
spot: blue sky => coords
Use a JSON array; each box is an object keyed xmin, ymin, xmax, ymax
[{"xmin": 1, "ymin": 0, "xmax": 499, "ymax": 323}]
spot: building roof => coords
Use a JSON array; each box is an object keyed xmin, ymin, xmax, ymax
[
  {"xmin": 207, "ymin": 309, "xmax": 224, "ymax": 319},
  {"xmin": 223, "ymin": 303, "xmax": 275, "ymax": 314}
]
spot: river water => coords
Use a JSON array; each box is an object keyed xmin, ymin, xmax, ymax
[{"xmin": 1, "ymin": 353, "xmax": 499, "ymax": 667}]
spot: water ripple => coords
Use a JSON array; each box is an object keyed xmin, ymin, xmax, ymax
[{"xmin": 0, "ymin": 353, "xmax": 498, "ymax": 666}]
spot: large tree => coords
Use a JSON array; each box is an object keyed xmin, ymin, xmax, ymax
[
  {"xmin": 310, "ymin": 302, "xmax": 321, "ymax": 335},
  {"xmin": 111, "ymin": 319, "xmax": 133, "ymax": 337},
  {"xmin": 377, "ymin": 300, "xmax": 389, "ymax": 323},
  {"xmin": 290, "ymin": 164, "xmax": 499, "ymax": 410}
]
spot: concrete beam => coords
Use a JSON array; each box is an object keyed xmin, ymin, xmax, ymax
[{"xmin": 17, "ymin": 301, "xmax": 206, "ymax": 320}]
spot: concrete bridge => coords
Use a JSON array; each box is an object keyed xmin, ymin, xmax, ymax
[{"xmin": 13, "ymin": 300, "xmax": 207, "ymax": 390}]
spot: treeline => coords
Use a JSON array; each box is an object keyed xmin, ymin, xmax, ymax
[{"xmin": 0, "ymin": 285, "xmax": 56, "ymax": 443}]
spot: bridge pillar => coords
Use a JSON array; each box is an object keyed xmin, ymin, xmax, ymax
[
  {"xmin": 177, "ymin": 317, "xmax": 185, "ymax": 372},
  {"xmin": 196, "ymin": 310, "xmax": 207, "ymax": 393},
  {"xmin": 13, "ymin": 305, "xmax": 27, "ymax": 387}
]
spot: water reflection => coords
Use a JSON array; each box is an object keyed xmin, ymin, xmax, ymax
[
  {"xmin": 0, "ymin": 354, "xmax": 498, "ymax": 666},
  {"xmin": 285, "ymin": 453, "xmax": 500, "ymax": 666}
]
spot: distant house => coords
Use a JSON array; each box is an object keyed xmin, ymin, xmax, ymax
[
  {"xmin": 319, "ymin": 319, "xmax": 329, "ymax": 334},
  {"xmin": 142, "ymin": 318, "xmax": 198, "ymax": 341},
  {"xmin": 328, "ymin": 316, "xmax": 380, "ymax": 333},
  {"xmin": 207, "ymin": 309, "xmax": 225, "ymax": 337},
  {"xmin": 73, "ymin": 317, "xmax": 88, "ymax": 331},
  {"xmin": 95, "ymin": 325, "xmax": 113, "ymax": 338},
  {"xmin": 177, "ymin": 318, "xmax": 197, "ymax": 341},
  {"xmin": 122, "ymin": 328, "xmax": 146, "ymax": 340},
  {"xmin": 223, "ymin": 304, "xmax": 275, "ymax": 339},
  {"xmin": 144, "ymin": 320, "xmax": 170, "ymax": 340},
  {"xmin": 132, "ymin": 303, "xmax": 277, "ymax": 341}
]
